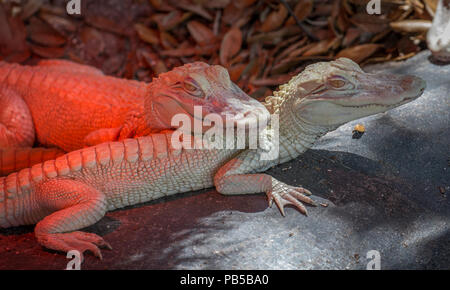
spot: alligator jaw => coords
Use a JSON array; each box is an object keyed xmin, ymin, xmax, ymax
[
  {"xmin": 279, "ymin": 58, "xmax": 427, "ymax": 127},
  {"xmin": 153, "ymin": 93, "xmax": 270, "ymax": 134}
]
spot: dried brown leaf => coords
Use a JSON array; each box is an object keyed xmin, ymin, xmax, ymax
[
  {"xmin": 234, "ymin": 0, "xmax": 258, "ymax": 9},
  {"xmin": 392, "ymin": 52, "xmax": 416, "ymax": 61},
  {"xmin": 336, "ymin": 44, "xmax": 382, "ymax": 63},
  {"xmin": 275, "ymin": 37, "xmax": 308, "ymax": 62},
  {"xmin": 27, "ymin": 17, "xmax": 66, "ymax": 47},
  {"xmin": 84, "ymin": 0, "xmax": 135, "ymax": 36},
  {"xmin": 39, "ymin": 12, "xmax": 78, "ymax": 34},
  {"xmin": 390, "ymin": 20, "xmax": 432, "ymax": 33},
  {"xmin": 30, "ymin": 44, "xmax": 65, "ymax": 58},
  {"xmin": 152, "ymin": 11, "xmax": 192, "ymax": 31},
  {"xmin": 21, "ymin": 0, "xmax": 43, "ymax": 20},
  {"xmin": 220, "ymin": 27, "xmax": 242, "ymax": 66},
  {"xmin": 39, "ymin": 3, "xmax": 67, "ymax": 16},
  {"xmin": 303, "ymin": 38, "xmax": 340, "ymax": 56},
  {"xmin": 229, "ymin": 50, "xmax": 250, "ymax": 66},
  {"xmin": 160, "ymin": 31, "xmax": 178, "ymax": 49},
  {"xmin": 228, "ymin": 63, "xmax": 247, "ymax": 82},
  {"xmin": 134, "ymin": 23, "xmax": 160, "ymax": 45},
  {"xmin": 248, "ymin": 26, "xmax": 302, "ymax": 45},
  {"xmin": 0, "ymin": 5, "xmax": 30, "ymax": 62},
  {"xmin": 139, "ymin": 49, "xmax": 168, "ymax": 74},
  {"xmin": 149, "ymin": 0, "xmax": 163, "ymax": 10},
  {"xmin": 286, "ymin": 0, "xmax": 313, "ymax": 25},
  {"xmin": 350, "ymin": 14, "xmax": 390, "ymax": 34},
  {"xmin": 102, "ymin": 54, "xmax": 125, "ymax": 75},
  {"xmin": 270, "ymin": 55, "xmax": 332, "ymax": 76},
  {"xmin": 161, "ymin": 43, "xmax": 219, "ymax": 57},
  {"xmin": 173, "ymin": 0, "xmax": 213, "ymax": 21},
  {"xmin": 187, "ymin": 20, "xmax": 216, "ymax": 46},
  {"xmin": 260, "ymin": 3, "xmax": 288, "ymax": 32},
  {"xmin": 222, "ymin": 2, "xmax": 243, "ymax": 26},
  {"xmin": 396, "ymin": 36, "xmax": 421, "ymax": 54},
  {"xmin": 79, "ymin": 26, "xmax": 105, "ymax": 58},
  {"xmin": 424, "ymin": 0, "xmax": 438, "ymax": 16},
  {"xmin": 342, "ymin": 27, "xmax": 361, "ymax": 47},
  {"xmin": 197, "ymin": 0, "xmax": 231, "ymax": 9}
]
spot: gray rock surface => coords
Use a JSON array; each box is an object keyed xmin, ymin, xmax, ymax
[{"xmin": 0, "ymin": 50, "xmax": 448, "ymax": 269}]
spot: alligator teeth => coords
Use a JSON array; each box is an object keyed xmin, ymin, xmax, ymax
[{"xmin": 341, "ymin": 103, "xmax": 395, "ymax": 108}]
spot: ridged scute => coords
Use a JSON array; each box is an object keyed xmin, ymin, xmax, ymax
[
  {"xmin": 0, "ymin": 177, "xmax": 7, "ymax": 227},
  {"xmin": 81, "ymin": 147, "xmax": 97, "ymax": 168},
  {"xmin": 123, "ymin": 139, "xmax": 139, "ymax": 163},
  {"xmin": 137, "ymin": 136, "xmax": 153, "ymax": 161},
  {"xmin": 16, "ymin": 68, "xmax": 33, "ymax": 89},
  {"xmin": 109, "ymin": 142, "xmax": 125, "ymax": 164},
  {"xmin": 166, "ymin": 132, "xmax": 182, "ymax": 156},
  {"xmin": 17, "ymin": 169, "xmax": 31, "ymax": 194},
  {"xmin": 151, "ymin": 134, "xmax": 168, "ymax": 159},
  {"xmin": 0, "ymin": 177, "xmax": 4, "ymax": 203},
  {"xmin": 55, "ymin": 155, "xmax": 70, "ymax": 176},
  {"xmin": 0, "ymin": 177, "xmax": 6, "ymax": 228},
  {"xmin": 0, "ymin": 175, "xmax": 17, "ymax": 227},
  {"xmin": 6, "ymin": 63, "xmax": 21, "ymax": 86},
  {"xmin": 67, "ymin": 150, "xmax": 82, "ymax": 171},
  {"xmin": 5, "ymin": 173, "xmax": 17, "ymax": 197},
  {"xmin": 30, "ymin": 163, "xmax": 44, "ymax": 182},
  {"xmin": 42, "ymin": 160, "xmax": 58, "ymax": 178},
  {"xmin": 95, "ymin": 143, "xmax": 111, "ymax": 165}
]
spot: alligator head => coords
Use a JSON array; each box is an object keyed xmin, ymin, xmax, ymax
[
  {"xmin": 146, "ymin": 62, "xmax": 269, "ymax": 134},
  {"xmin": 270, "ymin": 58, "xmax": 426, "ymax": 128}
]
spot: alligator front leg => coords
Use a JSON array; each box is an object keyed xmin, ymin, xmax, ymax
[
  {"xmin": 214, "ymin": 140, "xmax": 316, "ymax": 216},
  {"xmin": 83, "ymin": 111, "xmax": 146, "ymax": 147},
  {"xmin": 215, "ymin": 172, "xmax": 315, "ymax": 216},
  {"xmin": 34, "ymin": 179, "xmax": 112, "ymax": 261}
]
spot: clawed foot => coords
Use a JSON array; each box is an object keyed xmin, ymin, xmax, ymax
[
  {"xmin": 36, "ymin": 231, "xmax": 112, "ymax": 262},
  {"xmin": 267, "ymin": 180, "xmax": 316, "ymax": 216}
]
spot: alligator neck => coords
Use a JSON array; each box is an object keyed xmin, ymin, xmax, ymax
[{"xmin": 275, "ymin": 98, "xmax": 333, "ymax": 163}]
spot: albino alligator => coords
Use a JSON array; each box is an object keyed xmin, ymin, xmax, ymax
[
  {"xmin": 427, "ymin": 0, "xmax": 450, "ymax": 61},
  {"xmin": 0, "ymin": 58, "xmax": 426, "ymax": 261},
  {"xmin": 0, "ymin": 60, "xmax": 269, "ymax": 175}
]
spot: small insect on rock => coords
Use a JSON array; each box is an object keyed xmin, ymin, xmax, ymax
[{"xmin": 352, "ymin": 124, "xmax": 365, "ymax": 139}]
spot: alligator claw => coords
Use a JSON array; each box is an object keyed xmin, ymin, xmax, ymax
[
  {"xmin": 36, "ymin": 231, "xmax": 112, "ymax": 262},
  {"xmin": 267, "ymin": 181, "xmax": 315, "ymax": 216}
]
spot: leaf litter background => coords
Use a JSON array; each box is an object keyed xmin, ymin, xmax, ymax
[{"xmin": 0, "ymin": 0, "xmax": 439, "ymax": 100}]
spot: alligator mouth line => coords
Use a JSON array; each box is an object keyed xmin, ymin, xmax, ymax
[
  {"xmin": 159, "ymin": 95, "xmax": 256, "ymax": 129},
  {"xmin": 338, "ymin": 96, "xmax": 418, "ymax": 109}
]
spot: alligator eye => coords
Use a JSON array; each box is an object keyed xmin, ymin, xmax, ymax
[
  {"xmin": 329, "ymin": 79, "xmax": 346, "ymax": 88},
  {"xmin": 183, "ymin": 79, "xmax": 204, "ymax": 97},
  {"xmin": 184, "ymin": 82, "xmax": 197, "ymax": 92}
]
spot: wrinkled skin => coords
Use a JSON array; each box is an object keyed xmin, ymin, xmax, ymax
[
  {"xmin": 215, "ymin": 58, "xmax": 426, "ymax": 217},
  {"xmin": 0, "ymin": 60, "xmax": 269, "ymax": 175},
  {"xmin": 146, "ymin": 62, "xmax": 269, "ymax": 134},
  {"xmin": 290, "ymin": 58, "xmax": 426, "ymax": 127},
  {"xmin": 0, "ymin": 58, "xmax": 426, "ymax": 261}
]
